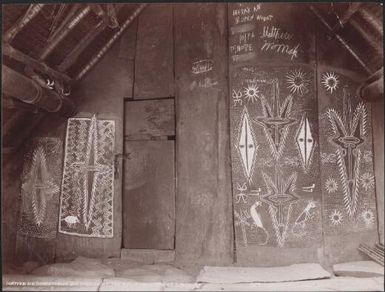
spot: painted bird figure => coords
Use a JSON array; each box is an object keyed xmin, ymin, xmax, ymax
[{"xmin": 250, "ymin": 200, "xmax": 269, "ymax": 245}]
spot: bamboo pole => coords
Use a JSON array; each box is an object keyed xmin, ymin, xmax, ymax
[
  {"xmin": 75, "ymin": 3, "xmax": 147, "ymax": 80},
  {"xmin": 57, "ymin": 8, "xmax": 121, "ymax": 72},
  {"xmin": 310, "ymin": 5, "xmax": 373, "ymax": 74},
  {"xmin": 39, "ymin": 5, "xmax": 91, "ymax": 60},
  {"xmin": 4, "ymin": 4, "xmax": 44, "ymax": 42}
]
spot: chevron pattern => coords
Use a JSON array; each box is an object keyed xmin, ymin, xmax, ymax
[{"xmin": 59, "ymin": 117, "xmax": 115, "ymax": 238}]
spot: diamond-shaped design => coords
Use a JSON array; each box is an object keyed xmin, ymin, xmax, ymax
[
  {"xmin": 237, "ymin": 107, "xmax": 258, "ymax": 182},
  {"xmin": 295, "ymin": 113, "xmax": 315, "ymax": 173},
  {"xmin": 70, "ymin": 115, "xmax": 112, "ymax": 230},
  {"xmin": 22, "ymin": 146, "xmax": 60, "ymax": 226}
]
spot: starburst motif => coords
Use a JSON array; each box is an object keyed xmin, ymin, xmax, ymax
[
  {"xmin": 286, "ymin": 69, "xmax": 310, "ymax": 96},
  {"xmin": 360, "ymin": 172, "xmax": 375, "ymax": 191},
  {"xmin": 330, "ymin": 209, "xmax": 343, "ymax": 226},
  {"xmin": 243, "ymin": 84, "xmax": 261, "ymax": 103},
  {"xmin": 325, "ymin": 177, "xmax": 338, "ymax": 194},
  {"xmin": 321, "ymin": 72, "xmax": 339, "ymax": 93},
  {"xmin": 361, "ymin": 209, "xmax": 375, "ymax": 227}
]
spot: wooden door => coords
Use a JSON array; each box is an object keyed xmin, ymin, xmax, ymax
[{"xmin": 122, "ymin": 99, "xmax": 175, "ymax": 249}]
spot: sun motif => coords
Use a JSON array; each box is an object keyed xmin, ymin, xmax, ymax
[
  {"xmin": 243, "ymin": 84, "xmax": 261, "ymax": 103},
  {"xmin": 286, "ymin": 69, "xmax": 310, "ymax": 96},
  {"xmin": 330, "ymin": 209, "xmax": 343, "ymax": 226},
  {"xmin": 325, "ymin": 177, "xmax": 338, "ymax": 194},
  {"xmin": 360, "ymin": 172, "xmax": 375, "ymax": 191},
  {"xmin": 361, "ymin": 209, "xmax": 375, "ymax": 227},
  {"xmin": 321, "ymin": 72, "xmax": 339, "ymax": 94}
]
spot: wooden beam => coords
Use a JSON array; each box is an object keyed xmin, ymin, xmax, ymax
[{"xmin": 3, "ymin": 43, "xmax": 72, "ymax": 83}]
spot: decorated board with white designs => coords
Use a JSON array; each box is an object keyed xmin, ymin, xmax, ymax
[
  {"xmin": 318, "ymin": 70, "xmax": 377, "ymax": 235},
  {"xmin": 18, "ymin": 137, "xmax": 63, "ymax": 239},
  {"xmin": 59, "ymin": 115, "xmax": 115, "ymax": 238},
  {"xmin": 230, "ymin": 65, "xmax": 322, "ymax": 248}
]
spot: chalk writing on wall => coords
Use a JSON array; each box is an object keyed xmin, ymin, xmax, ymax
[
  {"xmin": 318, "ymin": 71, "xmax": 377, "ymax": 235},
  {"xmin": 230, "ymin": 65, "xmax": 322, "ymax": 248},
  {"xmin": 229, "ymin": 3, "xmax": 312, "ymax": 64},
  {"xmin": 18, "ymin": 137, "xmax": 63, "ymax": 239},
  {"xmin": 59, "ymin": 115, "xmax": 115, "ymax": 238},
  {"xmin": 192, "ymin": 59, "xmax": 214, "ymax": 75}
]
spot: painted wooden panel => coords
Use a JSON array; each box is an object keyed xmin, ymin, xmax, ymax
[
  {"xmin": 230, "ymin": 65, "xmax": 322, "ymax": 249},
  {"xmin": 315, "ymin": 21, "xmax": 380, "ymax": 265},
  {"xmin": 318, "ymin": 67, "xmax": 379, "ymax": 263},
  {"xmin": 18, "ymin": 137, "xmax": 63, "ymax": 239},
  {"xmin": 229, "ymin": 3, "xmax": 314, "ymax": 65},
  {"xmin": 14, "ymin": 137, "xmax": 63, "ymax": 265},
  {"xmin": 58, "ymin": 116, "xmax": 115, "ymax": 238},
  {"xmin": 124, "ymin": 99, "xmax": 175, "ymax": 140},
  {"xmin": 228, "ymin": 3, "xmax": 321, "ymax": 265},
  {"xmin": 174, "ymin": 3, "xmax": 234, "ymax": 265},
  {"xmin": 134, "ymin": 4, "xmax": 174, "ymax": 99},
  {"xmin": 123, "ymin": 140, "xmax": 175, "ymax": 249}
]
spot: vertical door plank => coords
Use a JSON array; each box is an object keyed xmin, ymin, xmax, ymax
[
  {"xmin": 123, "ymin": 140, "xmax": 175, "ymax": 249},
  {"xmin": 174, "ymin": 3, "xmax": 234, "ymax": 265},
  {"xmin": 134, "ymin": 4, "xmax": 174, "ymax": 99},
  {"xmin": 124, "ymin": 99, "xmax": 175, "ymax": 140}
]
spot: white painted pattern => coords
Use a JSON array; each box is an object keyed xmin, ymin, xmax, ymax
[
  {"xmin": 22, "ymin": 146, "xmax": 60, "ymax": 227},
  {"xmin": 59, "ymin": 115, "xmax": 115, "ymax": 238},
  {"xmin": 261, "ymin": 169, "xmax": 299, "ymax": 247},
  {"xmin": 286, "ymin": 69, "xmax": 310, "ymax": 96},
  {"xmin": 321, "ymin": 72, "xmax": 339, "ymax": 93},
  {"xmin": 295, "ymin": 113, "xmax": 315, "ymax": 173},
  {"xmin": 237, "ymin": 107, "xmax": 258, "ymax": 182}
]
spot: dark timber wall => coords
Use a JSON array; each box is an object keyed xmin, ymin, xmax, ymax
[{"xmin": 2, "ymin": 3, "xmax": 382, "ymax": 269}]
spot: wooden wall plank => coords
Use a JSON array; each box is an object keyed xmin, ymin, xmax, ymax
[
  {"xmin": 134, "ymin": 4, "xmax": 174, "ymax": 99},
  {"xmin": 123, "ymin": 140, "xmax": 175, "ymax": 249},
  {"xmin": 174, "ymin": 3, "xmax": 234, "ymax": 265},
  {"xmin": 124, "ymin": 99, "xmax": 175, "ymax": 139},
  {"xmin": 32, "ymin": 23, "xmax": 137, "ymax": 261},
  {"xmin": 372, "ymin": 98, "xmax": 384, "ymax": 245},
  {"xmin": 228, "ymin": 2, "xmax": 322, "ymax": 266},
  {"xmin": 316, "ymin": 19, "xmax": 379, "ymax": 265}
]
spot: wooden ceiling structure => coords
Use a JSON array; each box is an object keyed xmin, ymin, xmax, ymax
[
  {"xmin": 1, "ymin": 3, "xmax": 383, "ymax": 155},
  {"xmin": 2, "ymin": 3, "xmax": 147, "ymax": 154}
]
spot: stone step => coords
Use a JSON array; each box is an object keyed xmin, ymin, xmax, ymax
[
  {"xmin": 333, "ymin": 261, "xmax": 384, "ymax": 277},
  {"xmin": 196, "ymin": 263, "xmax": 331, "ymax": 283}
]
